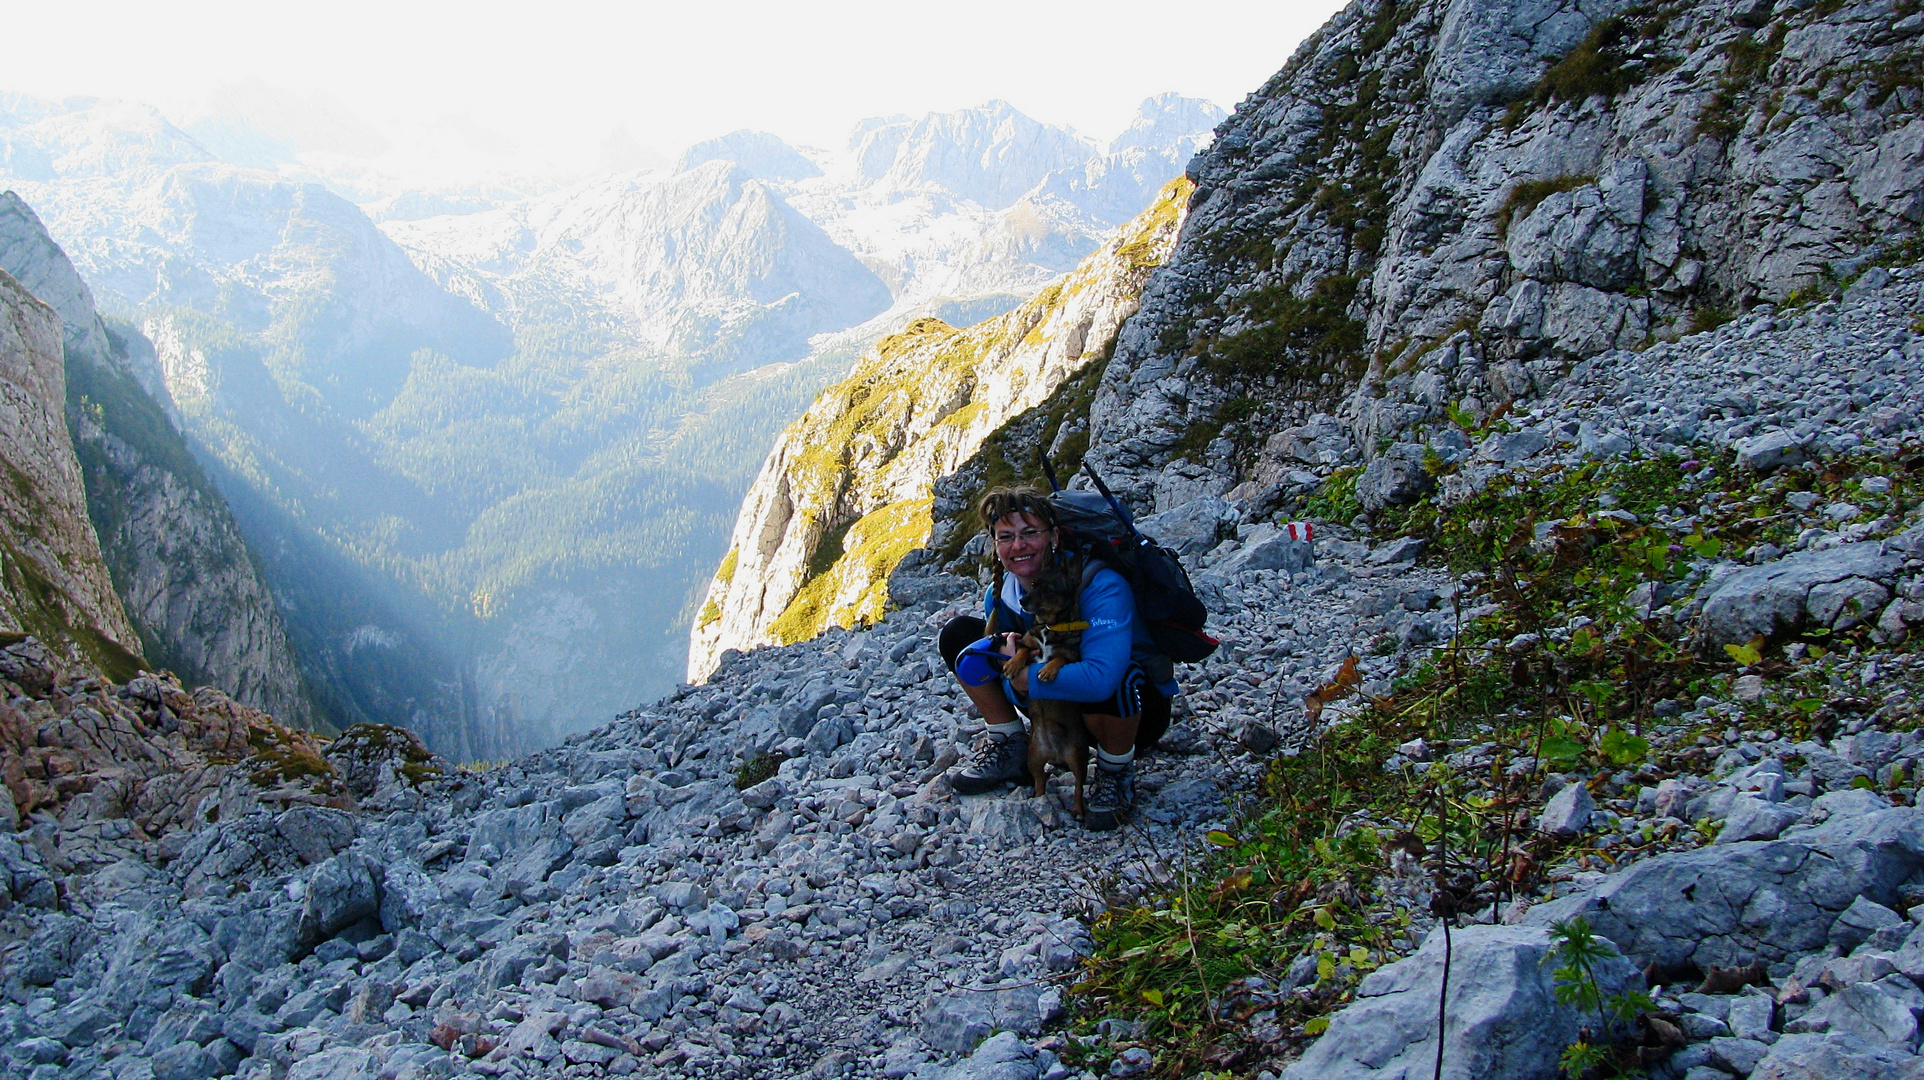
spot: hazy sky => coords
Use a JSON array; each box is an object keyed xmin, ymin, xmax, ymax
[{"xmin": 9, "ymin": 0, "xmax": 1347, "ymax": 177}]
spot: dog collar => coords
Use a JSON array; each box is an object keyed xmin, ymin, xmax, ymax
[{"xmin": 1044, "ymin": 620, "xmax": 1090, "ymax": 632}]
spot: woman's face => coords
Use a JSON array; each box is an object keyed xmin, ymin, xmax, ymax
[{"xmin": 992, "ymin": 511, "xmax": 1054, "ymax": 585}]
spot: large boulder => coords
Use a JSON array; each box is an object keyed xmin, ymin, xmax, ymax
[
  {"xmin": 274, "ymin": 806, "xmax": 357, "ymax": 865},
  {"xmin": 1735, "ymin": 430, "xmax": 1810, "ymax": 473},
  {"xmin": 561, "ymin": 793, "xmax": 629, "ymax": 846},
  {"xmin": 920, "ymin": 1031, "xmax": 1039, "ymax": 1080},
  {"xmin": 1700, "ymin": 543, "xmax": 1904, "ymax": 644},
  {"xmin": 0, "ymin": 832, "xmax": 57, "ymax": 910},
  {"xmin": 1282, "ymin": 924, "xmax": 1640, "ymax": 1080},
  {"xmin": 1135, "ymin": 496, "xmax": 1239, "ymax": 556},
  {"xmin": 1525, "ymin": 808, "xmax": 1924, "ymax": 978},
  {"xmin": 1795, "ymin": 975, "xmax": 1924, "ymax": 1052},
  {"xmin": 286, "ymin": 1047, "xmax": 378, "ymax": 1080},
  {"xmin": 92, "ymin": 911, "xmax": 218, "ymax": 1013},
  {"xmin": 478, "ymin": 933, "xmax": 570, "ymax": 993},
  {"xmin": 494, "ymin": 836, "xmax": 574, "ymax": 899},
  {"xmin": 1355, "ymin": 445, "xmax": 1435, "ymax": 514},
  {"xmin": 209, "ymin": 898, "xmax": 310, "ymax": 973},
  {"xmin": 921, "ymin": 984, "xmax": 1053, "ymax": 1055},
  {"xmin": 172, "ymin": 812, "xmax": 329, "ymax": 898},
  {"xmin": 303, "ymin": 853, "xmax": 381, "ymax": 940},
  {"xmin": 1214, "ymin": 524, "xmax": 1313, "ymax": 576},
  {"xmin": 11, "ymin": 912, "xmax": 96, "ymax": 986},
  {"xmin": 378, "ymin": 858, "xmax": 443, "ymax": 933}
]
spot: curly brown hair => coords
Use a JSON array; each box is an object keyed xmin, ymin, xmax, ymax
[{"xmin": 976, "ymin": 486, "xmax": 1057, "ymax": 536}]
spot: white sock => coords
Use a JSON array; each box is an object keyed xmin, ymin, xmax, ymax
[
  {"xmin": 1097, "ymin": 746, "xmax": 1135, "ymax": 772},
  {"xmin": 985, "ymin": 721, "xmax": 1023, "ymax": 738}
]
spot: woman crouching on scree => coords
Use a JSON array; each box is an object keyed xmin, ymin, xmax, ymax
[{"xmin": 937, "ymin": 486, "xmax": 1176, "ymax": 830}]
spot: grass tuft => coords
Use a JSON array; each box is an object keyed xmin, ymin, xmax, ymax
[{"xmin": 735, "ymin": 752, "xmax": 782, "ymax": 790}]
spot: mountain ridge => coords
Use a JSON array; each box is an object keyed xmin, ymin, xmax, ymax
[{"xmin": 0, "ymin": 266, "xmax": 144, "ymax": 677}]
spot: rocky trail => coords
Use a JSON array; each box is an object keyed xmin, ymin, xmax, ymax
[
  {"xmin": 1, "ymin": 264, "xmax": 1922, "ymax": 1080},
  {"xmin": 0, "ymin": 469, "xmax": 1446, "ymax": 1080}
]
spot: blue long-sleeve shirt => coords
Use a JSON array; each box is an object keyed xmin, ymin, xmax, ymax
[{"xmin": 983, "ymin": 566, "xmax": 1181, "ymax": 704}]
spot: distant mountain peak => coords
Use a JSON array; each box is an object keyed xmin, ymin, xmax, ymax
[
  {"xmin": 674, "ymin": 130, "xmax": 822, "ymax": 182},
  {"xmin": 847, "ymin": 100, "xmax": 1096, "ymax": 210},
  {"xmin": 1108, "ymin": 94, "xmax": 1226, "ymax": 157}
]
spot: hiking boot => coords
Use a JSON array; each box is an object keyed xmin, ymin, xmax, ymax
[
  {"xmin": 950, "ymin": 730, "xmax": 1028, "ymax": 794},
  {"xmin": 1084, "ymin": 762, "xmax": 1135, "ymax": 831}
]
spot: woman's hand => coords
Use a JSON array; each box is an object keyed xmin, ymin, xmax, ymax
[{"xmin": 994, "ymin": 633, "xmax": 1029, "ymax": 693}]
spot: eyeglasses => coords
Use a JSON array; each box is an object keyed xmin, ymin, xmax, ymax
[{"xmin": 993, "ymin": 527, "xmax": 1050, "ymax": 549}]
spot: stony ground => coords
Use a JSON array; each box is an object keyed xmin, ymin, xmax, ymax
[
  {"xmin": 3, "ymin": 265, "xmax": 1924, "ymax": 1080},
  {"xmin": 0, "ymin": 482, "xmax": 1447, "ymax": 1080}
]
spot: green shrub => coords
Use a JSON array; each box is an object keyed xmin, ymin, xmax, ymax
[
  {"xmin": 1686, "ymin": 305, "xmax": 1735, "ymax": 335},
  {"xmin": 1205, "ymin": 276, "xmax": 1366, "ymax": 381},
  {"xmin": 1505, "ymin": 7, "xmax": 1678, "ymax": 130},
  {"xmin": 735, "ymin": 752, "xmax": 781, "ymax": 790},
  {"xmin": 1304, "ymin": 466, "xmax": 1361, "ymax": 523},
  {"xmin": 1495, "ymin": 175, "xmax": 1596, "ymax": 240}
]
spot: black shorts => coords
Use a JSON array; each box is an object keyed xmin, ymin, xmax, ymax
[{"xmin": 937, "ymin": 615, "xmax": 1171, "ymax": 752}]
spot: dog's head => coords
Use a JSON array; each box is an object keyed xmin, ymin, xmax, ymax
[{"xmin": 1027, "ymin": 545, "xmax": 1084, "ymax": 628}]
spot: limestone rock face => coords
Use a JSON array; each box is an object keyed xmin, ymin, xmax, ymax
[
  {"xmin": 0, "ymin": 269, "xmax": 141, "ymax": 674},
  {"xmin": 686, "ymin": 181, "xmax": 1191, "ymax": 680},
  {"xmin": 0, "ymin": 192, "xmax": 314, "ymax": 726},
  {"xmin": 1282, "ymin": 924, "xmax": 1641, "ymax": 1080},
  {"xmin": 1700, "ymin": 542, "xmax": 1906, "ymax": 644},
  {"xmin": 1085, "ymin": 0, "xmax": 1924, "ymax": 510},
  {"xmin": 1524, "ymin": 808, "xmax": 1924, "ymax": 975}
]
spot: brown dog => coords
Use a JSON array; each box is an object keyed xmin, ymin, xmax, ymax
[{"xmin": 1002, "ymin": 549, "xmax": 1092, "ymax": 817}]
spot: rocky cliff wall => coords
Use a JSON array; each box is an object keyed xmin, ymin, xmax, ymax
[
  {"xmin": 1084, "ymin": 0, "xmax": 1924, "ymax": 510},
  {"xmin": 0, "ymin": 192, "xmax": 316, "ymax": 727},
  {"xmin": 0, "ymin": 270, "xmax": 143, "ymax": 678},
  {"xmin": 686, "ymin": 180, "xmax": 1191, "ymax": 680}
]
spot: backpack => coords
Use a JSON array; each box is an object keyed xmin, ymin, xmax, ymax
[{"xmin": 1040, "ymin": 461, "xmax": 1220, "ymax": 664}]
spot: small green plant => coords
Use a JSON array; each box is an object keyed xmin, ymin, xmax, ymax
[
  {"xmin": 1598, "ymin": 728, "xmax": 1651, "ymax": 766},
  {"xmin": 1546, "ymin": 917, "xmax": 1654, "ymax": 1079},
  {"xmin": 1305, "ymin": 466, "xmax": 1362, "ymax": 523},
  {"xmin": 696, "ymin": 598, "xmax": 723, "ymax": 629},
  {"xmin": 735, "ymin": 752, "xmax": 781, "ymax": 790},
  {"xmin": 1686, "ymin": 305, "xmax": 1734, "ymax": 335},
  {"xmin": 1559, "ymin": 1041, "xmax": 1612, "ymax": 1080}
]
